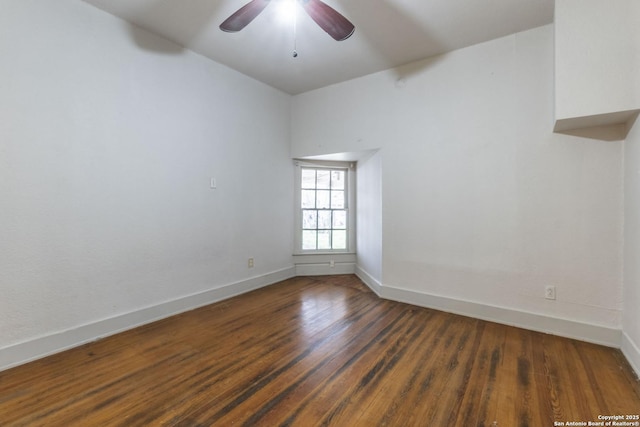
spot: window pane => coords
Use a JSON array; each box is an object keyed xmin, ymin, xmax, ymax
[
  {"xmin": 332, "ymin": 230, "xmax": 347, "ymax": 249},
  {"xmin": 299, "ymin": 166, "xmax": 351, "ymax": 253},
  {"xmin": 316, "ymin": 170, "xmax": 330, "ymax": 189},
  {"xmin": 301, "ymin": 190, "xmax": 316, "ymax": 209},
  {"xmin": 333, "ymin": 210, "xmax": 347, "ymax": 229},
  {"xmin": 302, "ymin": 210, "xmax": 317, "ymax": 229},
  {"xmin": 331, "ymin": 190, "xmax": 345, "ymax": 209},
  {"xmin": 331, "ymin": 170, "xmax": 345, "ymax": 190},
  {"xmin": 317, "ymin": 211, "xmax": 331, "ymax": 229},
  {"xmin": 301, "ymin": 169, "xmax": 316, "ymax": 189},
  {"xmin": 302, "ymin": 230, "xmax": 317, "ymax": 250},
  {"xmin": 317, "ymin": 230, "xmax": 331, "ymax": 250},
  {"xmin": 316, "ymin": 190, "xmax": 330, "ymax": 209}
]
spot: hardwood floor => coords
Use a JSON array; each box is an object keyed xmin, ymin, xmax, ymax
[{"xmin": 1, "ymin": 275, "xmax": 639, "ymax": 426}]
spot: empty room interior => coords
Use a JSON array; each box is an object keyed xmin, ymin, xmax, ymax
[{"xmin": 1, "ymin": 0, "xmax": 640, "ymax": 425}]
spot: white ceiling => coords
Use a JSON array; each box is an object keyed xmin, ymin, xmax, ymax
[{"xmin": 82, "ymin": 0, "xmax": 554, "ymax": 94}]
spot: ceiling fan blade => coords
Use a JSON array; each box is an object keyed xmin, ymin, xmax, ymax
[
  {"xmin": 300, "ymin": 0, "xmax": 355, "ymax": 41},
  {"xmin": 220, "ymin": 0, "xmax": 271, "ymax": 33}
]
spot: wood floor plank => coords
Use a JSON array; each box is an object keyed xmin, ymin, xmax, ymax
[{"xmin": 1, "ymin": 275, "xmax": 638, "ymax": 426}]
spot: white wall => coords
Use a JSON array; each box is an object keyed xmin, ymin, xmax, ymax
[
  {"xmin": 0, "ymin": 0, "xmax": 293, "ymax": 369},
  {"xmin": 355, "ymin": 151, "xmax": 382, "ymax": 291},
  {"xmin": 292, "ymin": 25, "xmax": 624, "ymax": 343},
  {"xmin": 623, "ymin": 119, "xmax": 640, "ymax": 374}
]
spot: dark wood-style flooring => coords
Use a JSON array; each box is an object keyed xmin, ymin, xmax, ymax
[{"xmin": 1, "ymin": 275, "xmax": 639, "ymax": 426}]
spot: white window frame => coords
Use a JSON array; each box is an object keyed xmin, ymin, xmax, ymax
[{"xmin": 294, "ymin": 160, "xmax": 356, "ymax": 255}]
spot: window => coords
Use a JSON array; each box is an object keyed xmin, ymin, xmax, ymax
[{"xmin": 295, "ymin": 161, "xmax": 355, "ymax": 253}]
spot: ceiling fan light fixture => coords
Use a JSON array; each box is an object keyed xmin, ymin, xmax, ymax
[
  {"xmin": 220, "ymin": 0, "xmax": 354, "ymax": 41},
  {"xmin": 275, "ymin": 0, "xmax": 298, "ymax": 25}
]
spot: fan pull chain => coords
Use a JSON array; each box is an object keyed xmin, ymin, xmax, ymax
[{"xmin": 292, "ymin": 5, "xmax": 298, "ymax": 58}]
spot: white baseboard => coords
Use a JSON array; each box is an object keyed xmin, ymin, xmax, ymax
[
  {"xmin": 380, "ymin": 285, "xmax": 621, "ymax": 348},
  {"xmin": 621, "ymin": 332, "xmax": 640, "ymax": 378},
  {"xmin": 0, "ymin": 267, "xmax": 295, "ymax": 373},
  {"xmin": 355, "ymin": 265, "xmax": 382, "ymax": 296},
  {"xmin": 4, "ymin": 268, "xmax": 631, "ymax": 376}
]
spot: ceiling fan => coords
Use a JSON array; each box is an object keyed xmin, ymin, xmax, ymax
[{"xmin": 219, "ymin": 0, "xmax": 355, "ymax": 41}]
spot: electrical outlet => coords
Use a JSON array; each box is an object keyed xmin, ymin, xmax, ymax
[
  {"xmin": 329, "ymin": 260, "xmax": 335, "ymax": 268},
  {"xmin": 545, "ymin": 285, "xmax": 556, "ymax": 300},
  {"xmin": 248, "ymin": 258, "xmax": 254, "ymax": 268}
]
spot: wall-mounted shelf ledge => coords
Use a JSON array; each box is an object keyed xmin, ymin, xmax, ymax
[{"xmin": 554, "ymin": 109, "xmax": 640, "ymax": 141}]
